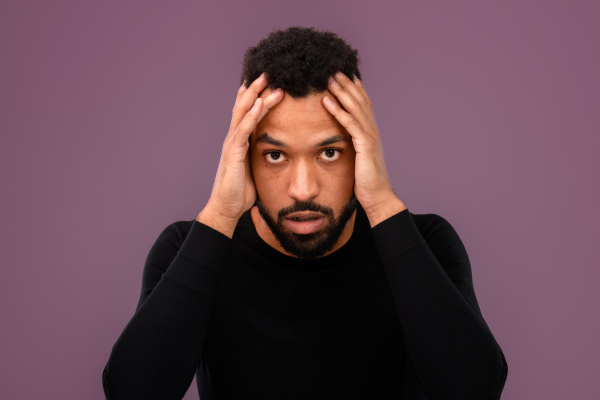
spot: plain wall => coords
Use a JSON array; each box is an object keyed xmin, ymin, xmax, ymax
[{"xmin": 1, "ymin": 0, "xmax": 598, "ymax": 398}]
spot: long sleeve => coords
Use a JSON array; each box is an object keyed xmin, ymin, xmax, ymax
[
  {"xmin": 102, "ymin": 219, "xmax": 232, "ymax": 400},
  {"xmin": 371, "ymin": 208, "xmax": 508, "ymax": 399}
]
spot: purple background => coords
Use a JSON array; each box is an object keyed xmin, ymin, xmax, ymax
[{"xmin": 1, "ymin": 1, "xmax": 598, "ymax": 399}]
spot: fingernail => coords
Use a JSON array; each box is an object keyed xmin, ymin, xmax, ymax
[{"xmin": 324, "ymin": 96, "xmax": 334, "ymax": 105}]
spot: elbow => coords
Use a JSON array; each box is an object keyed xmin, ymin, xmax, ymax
[
  {"xmin": 484, "ymin": 344, "xmax": 508, "ymax": 399},
  {"xmin": 102, "ymin": 364, "xmax": 113, "ymax": 400},
  {"xmin": 102, "ymin": 362, "xmax": 130, "ymax": 400},
  {"xmin": 467, "ymin": 341, "xmax": 508, "ymax": 399},
  {"xmin": 493, "ymin": 346, "xmax": 508, "ymax": 398}
]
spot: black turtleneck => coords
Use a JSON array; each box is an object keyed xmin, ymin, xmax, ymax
[{"xmin": 102, "ymin": 204, "xmax": 507, "ymax": 399}]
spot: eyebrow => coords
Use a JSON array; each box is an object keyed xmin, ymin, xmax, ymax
[{"xmin": 254, "ymin": 132, "xmax": 350, "ymax": 148}]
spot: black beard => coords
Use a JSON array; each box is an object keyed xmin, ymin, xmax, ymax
[{"xmin": 255, "ymin": 194, "xmax": 359, "ymax": 259}]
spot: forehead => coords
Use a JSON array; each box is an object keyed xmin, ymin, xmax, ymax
[{"xmin": 253, "ymin": 90, "xmax": 349, "ymax": 143}]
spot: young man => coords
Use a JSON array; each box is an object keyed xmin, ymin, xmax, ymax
[{"xmin": 102, "ymin": 27, "xmax": 508, "ymax": 399}]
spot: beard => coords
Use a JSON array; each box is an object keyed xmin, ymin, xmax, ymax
[{"xmin": 254, "ymin": 193, "xmax": 359, "ymax": 259}]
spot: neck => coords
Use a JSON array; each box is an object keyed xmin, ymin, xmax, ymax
[{"xmin": 250, "ymin": 205, "xmax": 357, "ymax": 258}]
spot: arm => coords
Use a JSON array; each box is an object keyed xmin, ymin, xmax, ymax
[
  {"xmin": 371, "ymin": 208, "xmax": 508, "ymax": 399},
  {"xmin": 321, "ymin": 71, "xmax": 507, "ymax": 398},
  {"xmin": 102, "ymin": 219, "xmax": 232, "ymax": 400},
  {"xmin": 102, "ymin": 71, "xmax": 283, "ymax": 400}
]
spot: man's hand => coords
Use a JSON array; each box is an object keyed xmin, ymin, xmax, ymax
[
  {"xmin": 197, "ymin": 73, "xmax": 284, "ymax": 238},
  {"xmin": 323, "ymin": 72, "xmax": 407, "ymax": 227}
]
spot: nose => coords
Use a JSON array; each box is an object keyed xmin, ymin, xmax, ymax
[{"xmin": 287, "ymin": 159, "xmax": 320, "ymax": 202}]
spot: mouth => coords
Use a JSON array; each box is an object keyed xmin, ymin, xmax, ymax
[
  {"xmin": 285, "ymin": 217, "xmax": 325, "ymax": 234},
  {"xmin": 285, "ymin": 212, "xmax": 326, "ymax": 234}
]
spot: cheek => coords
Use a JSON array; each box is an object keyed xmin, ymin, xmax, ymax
[
  {"xmin": 330, "ymin": 156, "xmax": 355, "ymax": 182},
  {"xmin": 251, "ymin": 160, "xmax": 278, "ymax": 183},
  {"xmin": 250, "ymin": 159, "xmax": 284, "ymax": 197},
  {"xmin": 321, "ymin": 166, "xmax": 355, "ymax": 200}
]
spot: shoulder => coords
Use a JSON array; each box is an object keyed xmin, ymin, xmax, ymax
[
  {"xmin": 162, "ymin": 219, "xmax": 195, "ymax": 239},
  {"xmin": 410, "ymin": 212, "xmax": 469, "ymax": 263},
  {"xmin": 155, "ymin": 219, "xmax": 195, "ymax": 245},
  {"xmin": 147, "ymin": 219, "xmax": 195, "ymax": 264},
  {"xmin": 410, "ymin": 211, "xmax": 453, "ymax": 235}
]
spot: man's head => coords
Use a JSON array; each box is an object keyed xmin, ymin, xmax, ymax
[{"xmin": 242, "ymin": 26, "xmax": 362, "ymax": 259}]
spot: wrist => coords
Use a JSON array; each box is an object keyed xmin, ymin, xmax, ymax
[
  {"xmin": 365, "ymin": 195, "xmax": 407, "ymax": 228},
  {"xmin": 196, "ymin": 205, "xmax": 240, "ymax": 239}
]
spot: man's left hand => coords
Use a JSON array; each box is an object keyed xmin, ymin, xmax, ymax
[{"xmin": 323, "ymin": 71, "xmax": 407, "ymax": 227}]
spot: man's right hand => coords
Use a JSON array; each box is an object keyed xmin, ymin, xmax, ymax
[{"xmin": 197, "ymin": 73, "xmax": 284, "ymax": 238}]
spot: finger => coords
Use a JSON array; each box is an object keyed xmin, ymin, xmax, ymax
[
  {"xmin": 352, "ymin": 75, "xmax": 381, "ymax": 134},
  {"xmin": 328, "ymin": 74, "xmax": 375, "ymax": 138},
  {"xmin": 332, "ymin": 72, "xmax": 377, "ymax": 135},
  {"xmin": 256, "ymin": 88, "xmax": 284, "ymax": 121},
  {"xmin": 352, "ymin": 74, "xmax": 373, "ymax": 116},
  {"xmin": 334, "ymin": 72, "xmax": 374, "ymax": 121},
  {"xmin": 235, "ymin": 88, "xmax": 284, "ymax": 144},
  {"xmin": 227, "ymin": 82, "xmax": 248, "ymax": 133},
  {"xmin": 229, "ymin": 73, "xmax": 268, "ymax": 134},
  {"xmin": 235, "ymin": 80, "xmax": 248, "ymax": 105},
  {"xmin": 322, "ymin": 95, "xmax": 373, "ymax": 148},
  {"xmin": 230, "ymin": 97, "xmax": 264, "ymax": 148}
]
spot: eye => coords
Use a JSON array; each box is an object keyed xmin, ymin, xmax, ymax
[
  {"xmin": 319, "ymin": 148, "xmax": 342, "ymax": 162},
  {"xmin": 264, "ymin": 151, "xmax": 287, "ymax": 164}
]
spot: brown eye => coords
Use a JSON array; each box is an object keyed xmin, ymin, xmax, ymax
[
  {"xmin": 319, "ymin": 149, "xmax": 341, "ymax": 161},
  {"xmin": 265, "ymin": 151, "xmax": 287, "ymax": 164}
]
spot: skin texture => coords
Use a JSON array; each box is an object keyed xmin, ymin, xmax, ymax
[{"xmin": 250, "ymin": 88, "xmax": 359, "ymax": 258}]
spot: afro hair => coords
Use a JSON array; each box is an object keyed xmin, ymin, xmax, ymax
[{"xmin": 240, "ymin": 26, "xmax": 362, "ymax": 99}]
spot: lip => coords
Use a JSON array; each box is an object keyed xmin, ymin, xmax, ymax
[
  {"xmin": 285, "ymin": 216, "xmax": 325, "ymax": 234},
  {"xmin": 286, "ymin": 211, "xmax": 325, "ymax": 219}
]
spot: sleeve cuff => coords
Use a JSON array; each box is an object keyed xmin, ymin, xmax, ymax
[{"xmin": 370, "ymin": 208, "xmax": 426, "ymax": 265}]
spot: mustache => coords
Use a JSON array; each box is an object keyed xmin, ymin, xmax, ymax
[
  {"xmin": 277, "ymin": 201, "xmax": 333, "ymax": 220},
  {"xmin": 254, "ymin": 192, "xmax": 358, "ymax": 221}
]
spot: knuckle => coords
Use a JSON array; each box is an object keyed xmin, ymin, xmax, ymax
[
  {"xmin": 349, "ymin": 117, "xmax": 361, "ymax": 129},
  {"xmin": 332, "ymin": 105, "xmax": 342, "ymax": 117},
  {"xmin": 361, "ymin": 94, "xmax": 369, "ymax": 106},
  {"xmin": 241, "ymin": 112, "xmax": 256, "ymax": 128},
  {"xmin": 339, "ymin": 113, "xmax": 352, "ymax": 128},
  {"xmin": 349, "ymin": 98, "xmax": 362, "ymax": 113},
  {"xmin": 250, "ymin": 78, "xmax": 262, "ymax": 91},
  {"xmin": 248, "ymin": 109, "xmax": 260, "ymax": 123}
]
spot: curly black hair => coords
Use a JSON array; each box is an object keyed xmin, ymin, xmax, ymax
[{"xmin": 241, "ymin": 26, "xmax": 361, "ymax": 98}]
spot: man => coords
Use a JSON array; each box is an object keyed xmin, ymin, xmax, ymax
[{"xmin": 102, "ymin": 26, "xmax": 508, "ymax": 399}]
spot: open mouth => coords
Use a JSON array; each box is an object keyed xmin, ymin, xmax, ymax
[{"xmin": 285, "ymin": 216, "xmax": 325, "ymax": 234}]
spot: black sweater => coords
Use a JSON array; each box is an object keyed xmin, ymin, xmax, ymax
[{"xmin": 102, "ymin": 204, "xmax": 508, "ymax": 399}]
